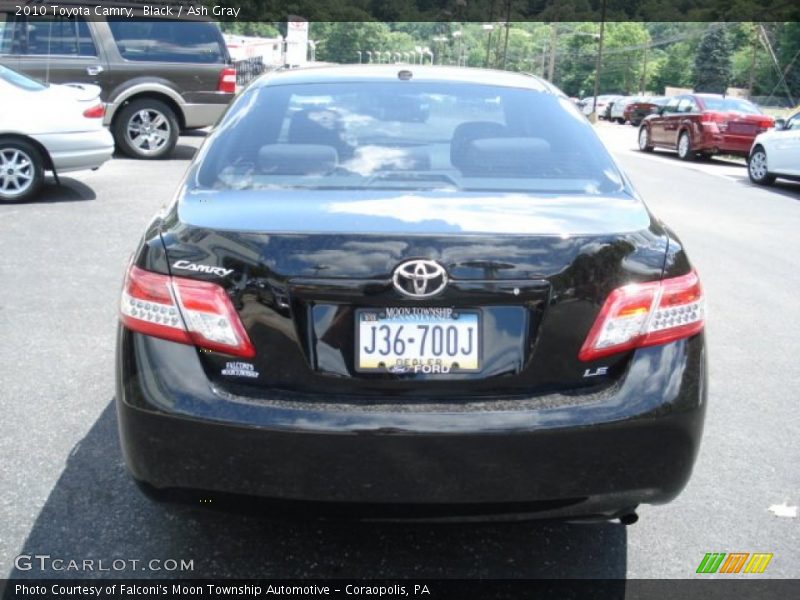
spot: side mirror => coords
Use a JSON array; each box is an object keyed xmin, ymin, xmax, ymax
[{"xmin": 773, "ymin": 119, "xmax": 785, "ymax": 131}]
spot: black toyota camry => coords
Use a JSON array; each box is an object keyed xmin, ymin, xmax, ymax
[{"xmin": 116, "ymin": 66, "xmax": 706, "ymax": 522}]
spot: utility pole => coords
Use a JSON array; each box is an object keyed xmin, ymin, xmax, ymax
[
  {"xmin": 541, "ymin": 40, "xmax": 548, "ymax": 78},
  {"xmin": 484, "ymin": 0, "xmax": 496, "ymax": 68},
  {"xmin": 547, "ymin": 24, "xmax": 557, "ymax": 81},
  {"xmin": 590, "ymin": 0, "xmax": 607, "ymax": 122},
  {"xmin": 640, "ymin": 44, "xmax": 648, "ymax": 93},
  {"xmin": 500, "ymin": 0, "xmax": 512, "ymax": 69},
  {"xmin": 758, "ymin": 25, "xmax": 795, "ymax": 104},
  {"xmin": 747, "ymin": 26, "xmax": 758, "ymax": 98},
  {"xmin": 624, "ymin": 52, "xmax": 631, "ymax": 94}
]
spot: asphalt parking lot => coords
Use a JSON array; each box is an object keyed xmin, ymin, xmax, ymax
[{"xmin": 0, "ymin": 122, "xmax": 798, "ymax": 579}]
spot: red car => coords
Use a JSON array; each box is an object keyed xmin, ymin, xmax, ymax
[
  {"xmin": 638, "ymin": 94, "xmax": 774, "ymax": 160},
  {"xmin": 623, "ymin": 96, "xmax": 667, "ymax": 126}
]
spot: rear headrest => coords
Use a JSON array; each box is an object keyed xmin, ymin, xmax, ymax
[
  {"xmin": 455, "ymin": 137, "xmax": 552, "ymax": 177},
  {"xmin": 287, "ymin": 109, "xmax": 353, "ymax": 158},
  {"xmin": 450, "ymin": 121, "xmax": 508, "ymax": 170},
  {"xmin": 258, "ymin": 144, "xmax": 338, "ymax": 175}
]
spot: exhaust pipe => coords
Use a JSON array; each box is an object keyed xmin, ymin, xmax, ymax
[{"xmin": 619, "ymin": 511, "xmax": 639, "ymax": 526}]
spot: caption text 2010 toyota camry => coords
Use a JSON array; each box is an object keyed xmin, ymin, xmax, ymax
[{"xmin": 116, "ymin": 66, "xmax": 707, "ymax": 522}]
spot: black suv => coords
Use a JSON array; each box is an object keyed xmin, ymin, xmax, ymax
[{"xmin": 0, "ymin": 11, "xmax": 234, "ymax": 159}]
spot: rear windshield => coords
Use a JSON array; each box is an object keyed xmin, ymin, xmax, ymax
[
  {"xmin": 700, "ymin": 97, "xmax": 762, "ymax": 114},
  {"xmin": 0, "ymin": 64, "xmax": 46, "ymax": 91},
  {"xmin": 195, "ymin": 81, "xmax": 625, "ymax": 195},
  {"xmin": 108, "ymin": 20, "xmax": 225, "ymax": 63}
]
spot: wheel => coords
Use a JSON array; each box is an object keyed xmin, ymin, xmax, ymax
[
  {"xmin": 113, "ymin": 98, "xmax": 179, "ymax": 159},
  {"xmin": 616, "ymin": 118, "xmax": 625, "ymax": 124},
  {"xmin": 637, "ymin": 126, "xmax": 653, "ymax": 152},
  {"xmin": 677, "ymin": 131, "xmax": 695, "ymax": 161},
  {"xmin": 630, "ymin": 120, "xmax": 641, "ymax": 127},
  {"xmin": 0, "ymin": 138, "xmax": 45, "ymax": 202},
  {"xmin": 748, "ymin": 147, "xmax": 776, "ymax": 185}
]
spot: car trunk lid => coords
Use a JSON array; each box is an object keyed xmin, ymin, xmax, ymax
[{"xmin": 156, "ymin": 189, "xmax": 668, "ymax": 400}]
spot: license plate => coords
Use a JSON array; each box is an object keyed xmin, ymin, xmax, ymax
[
  {"xmin": 356, "ymin": 308, "xmax": 480, "ymax": 373},
  {"xmin": 728, "ymin": 122, "xmax": 755, "ymax": 134}
]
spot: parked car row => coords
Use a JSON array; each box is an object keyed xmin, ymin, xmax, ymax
[
  {"xmin": 577, "ymin": 94, "xmax": 622, "ymax": 118},
  {"xmin": 577, "ymin": 94, "xmax": 670, "ymax": 127},
  {"xmin": 630, "ymin": 92, "xmax": 799, "ymax": 186}
]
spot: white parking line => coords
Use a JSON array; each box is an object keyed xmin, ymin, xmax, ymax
[{"xmin": 623, "ymin": 149, "xmax": 748, "ymax": 182}]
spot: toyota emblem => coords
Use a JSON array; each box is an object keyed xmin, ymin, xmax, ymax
[{"xmin": 392, "ymin": 259, "xmax": 448, "ymax": 298}]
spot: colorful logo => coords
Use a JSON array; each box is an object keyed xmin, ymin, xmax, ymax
[{"xmin": 696, "ymin": 552, "xmax": 773, "ymax": 574}]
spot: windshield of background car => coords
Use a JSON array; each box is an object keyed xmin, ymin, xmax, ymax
[
  {"xmin": 107, "ymin": 20, "xmax": 225, "ymax": 63},
  {"xmin": 194, "ymin": 81, "xmax": 625, "ymax": 194},
  {"xmin": 0, "ymin": 65, "xmax": 46, "ymax": 91},
  {"xmin": 701, "ymin": 97, "xmax": 762, "ymax": 114}
]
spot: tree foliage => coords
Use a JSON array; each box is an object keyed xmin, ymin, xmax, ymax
[
  {"xmin": 223, "ymin": 19, "xmax": 800, "ymax": 104},
  {"xmin": 693, "ymin": 26, "xmax": 732, "ymax": 93}
]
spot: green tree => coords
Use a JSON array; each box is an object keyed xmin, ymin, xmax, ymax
[
  {"xmin": 777, "ymin": 22, "xmax": 800, "ymax": 103},
  {"xmin": 693, "ymin": 26, "xmax": 732, "ymax": 93},
  {"xmin": 315, "ymin": 22, "xmax": 391, "ymax": 64},
  {"xmin": 599, "ymin": 22, "xmax": 651, "ymax": 94},
  {"xmin": 653, "ymin": 42, "xmax": 694, "ymax": 92}
]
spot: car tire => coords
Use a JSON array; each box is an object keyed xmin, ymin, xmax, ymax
[
  {"xmin": 630, "ymin": 120, "xmax": 641, "ymax": 127},
  {"xmin": 616, "ymin": 118, "xmax": 625, "ymax": 124},
  {"xmin": 114, "ymin": 99, "xmax": 179, "ymax": 160},
  {"xmin": 638, "ymin": 126, "xmax": 654, "ymax": 152},
  {"xmin": 748, "ymin": 147, "xmax": 776, "ymax": 186},
  {"xmin": 0, "ymin": 138, "xmax": 45, "ymax": 203},
  {"xmin": 677, "ymin": 132, "xmax": 695, "ymax": 161}
]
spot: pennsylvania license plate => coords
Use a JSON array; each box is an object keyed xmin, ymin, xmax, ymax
[{"xmin": 356, "ymin": 308, "xmax": 480, "ymax": 373}]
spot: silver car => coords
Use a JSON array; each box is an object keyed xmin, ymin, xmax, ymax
[{"xmin": 0, "ymin": 65, "xmax": 113, "ymax": 202}]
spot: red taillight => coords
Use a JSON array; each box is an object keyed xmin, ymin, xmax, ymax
[
  {"xmin": 217, "ymin": 67, "xmax": 236, "ymax": 93},
  {"xmin": 758, "ymin": 117, "xmax": 775, "ymax": 133},
  {"xmin": 82, "ymin": 104, "xmax": 105, "ymax": 118},
  {"xmin": 579, "ymin": 270, "xmax": 704, "ymax": 361},
  {"xmin": 120, "ymin": 265, "xmax": 255, "ymax": 358}
]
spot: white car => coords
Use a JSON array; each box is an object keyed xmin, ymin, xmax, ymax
[
  {"xmin": 0, "ymin": 65, "xmax": 114, "ymax": 202},
  {"xmin": 748, "ymin": 111, "xmax": 800, "ymax": 186},
  {"xmin": 610, "ymin": 96, "xmax": 634, "ymax": 123},
  {"xmin": 579, "ymin": 94, "xmax": 620, "ymax": 118}
]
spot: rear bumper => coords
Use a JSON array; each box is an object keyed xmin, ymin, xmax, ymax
[
  {"xmin": 695, "ymin": 129, "xmax": 754, "ymax": 156},
  {"xmin": 116, "ymin": 328, "xmax": 707, "ymax": 518},
  {"xmin": 181, "ymin": 101, "xmax": 229, "ymax": 129},
  {"xmin": 32, "ymin": 129, "xmax": 114, "ymax": 173}
]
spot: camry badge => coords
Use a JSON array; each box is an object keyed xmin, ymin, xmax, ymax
[{"xmin": 392, "ymin": 259, "xmax": 448, "ymax": 298}]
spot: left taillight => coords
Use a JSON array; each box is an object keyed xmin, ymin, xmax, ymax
[
  {"xmin": 82, "ymin": 104, "xmax": 105, "ymax": 118},
  {"xmin": 579, "ymin": 270, "xmax": 705, "ymax": 361},
  {"xmin": 217, "ymin": 66, "xmax": 236, "ymax": 93},
  {"xmin": 120, "ymin": 265, "xmax": 255, "ymax": 358}
]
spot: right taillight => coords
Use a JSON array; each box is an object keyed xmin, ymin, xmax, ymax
[
  {"xmin": 217, "ymin": 66, "xmax": 236, "ymax": 93},
  {"xmin": 120, "ymin": 265, "xmax": 254, "ymax": 358},
  {"xmin": 579, "ymin": 270, "xmax": 704, "ymax": 361}
]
